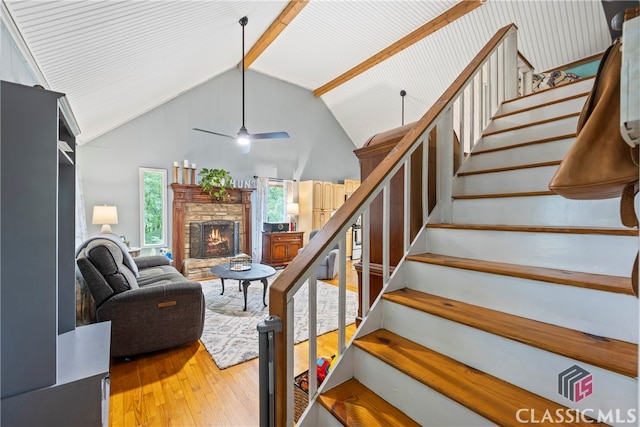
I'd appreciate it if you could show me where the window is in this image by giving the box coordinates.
[139,167,167,247]
[267,181,286,222]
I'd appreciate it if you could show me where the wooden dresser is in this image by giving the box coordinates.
[261,231,304,268]
[353,123,446,322]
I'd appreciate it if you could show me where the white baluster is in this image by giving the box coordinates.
[504,32,518,101]
[362,206,371,317]
[404,158,411,253]
[436,109,454,223]
[382,182,390,285]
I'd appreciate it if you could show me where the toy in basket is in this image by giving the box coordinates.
[229,253,252,271]
[293,355,336,421]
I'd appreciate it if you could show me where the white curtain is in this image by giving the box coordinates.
[284,179,294,218]
[284,180,295,203]
[75,164,93,324]
[75,164,88,248]
[252,177,270,263]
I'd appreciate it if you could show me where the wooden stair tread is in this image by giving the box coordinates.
[501,76,595,104]
[354,329,606,426]
[493,92,589,119]
[453,190,556,199]
[406,253,633,295]
[482,112,579,137]
[317,378,420,427]
[382,289,637,377]
[472,133,576,156]
[457,160,561,177]
[427,223,637,236]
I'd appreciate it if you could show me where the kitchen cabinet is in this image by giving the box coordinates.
[344,179,360,195]
[261,232,304,268]
[299,181,334,244]
[333,184,345,210]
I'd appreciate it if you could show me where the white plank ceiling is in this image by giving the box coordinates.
[3,0,612,146]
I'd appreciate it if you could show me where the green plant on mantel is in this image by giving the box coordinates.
[198,168,234,200]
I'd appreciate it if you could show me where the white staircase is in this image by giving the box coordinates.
[299,78,639,426]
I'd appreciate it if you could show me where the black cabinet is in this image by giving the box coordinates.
[1,81,110,426]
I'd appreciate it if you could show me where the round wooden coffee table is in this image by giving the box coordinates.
[209,263,276,311]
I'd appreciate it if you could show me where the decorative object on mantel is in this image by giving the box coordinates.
[172,161,179,183]
[182,159,189,185]
[229,253,252,271]
[199,168,234,200]
[172,160,196,184]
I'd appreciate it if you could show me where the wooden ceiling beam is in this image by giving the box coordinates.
[313,0,485,97]
[241,0,310,70]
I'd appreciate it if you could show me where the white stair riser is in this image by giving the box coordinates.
[480,116,578,151]
[486,96,587,133]
[425,227,637,276]
[313,407,343,427]
[453,165,559,195]
[452,195,624,227]
[353,348,493,426]
[460,138,574,173]
[382,301,638,421]
[403,261,638,343]
[499,79,594,114]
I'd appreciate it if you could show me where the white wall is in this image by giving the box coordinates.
[78,68,361,248]
[0,20,38,85]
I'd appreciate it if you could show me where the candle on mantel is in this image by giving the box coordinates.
[182,160,189,184]
[172,161,179,183]
[190,164,196,185]
[191,163,196,169]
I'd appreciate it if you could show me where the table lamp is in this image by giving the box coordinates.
[92,205,118,234]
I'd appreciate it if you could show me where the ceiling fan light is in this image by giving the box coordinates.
[237,126,250,146]
[239,142,251,154]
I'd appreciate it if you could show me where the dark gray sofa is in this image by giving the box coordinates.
[76,237,204,357]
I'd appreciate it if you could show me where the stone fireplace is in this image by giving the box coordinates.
[171,184,254,280]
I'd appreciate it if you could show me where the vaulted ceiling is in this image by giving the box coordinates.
[3,0,613,147]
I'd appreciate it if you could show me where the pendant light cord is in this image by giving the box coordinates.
[400,90,407,126]
[240,16,248,129]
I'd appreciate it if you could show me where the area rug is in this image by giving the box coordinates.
[199,275,358,369]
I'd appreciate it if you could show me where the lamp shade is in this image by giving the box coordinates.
[92,205,118,233]
[286,203,299,216]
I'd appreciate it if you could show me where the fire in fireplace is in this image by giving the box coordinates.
[190,220,239,259]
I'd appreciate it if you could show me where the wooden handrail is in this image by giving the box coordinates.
[269,23,519,426]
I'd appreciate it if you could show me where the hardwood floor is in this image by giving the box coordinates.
[109,259,359,427]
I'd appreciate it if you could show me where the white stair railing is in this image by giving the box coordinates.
[263,23,522,427]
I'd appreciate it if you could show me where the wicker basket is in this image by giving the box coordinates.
[293,371,309,422]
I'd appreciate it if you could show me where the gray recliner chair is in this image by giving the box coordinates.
[309,229,340,280]
[76,237,204,358]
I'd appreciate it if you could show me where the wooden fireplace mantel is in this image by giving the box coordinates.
[170,184,254,274]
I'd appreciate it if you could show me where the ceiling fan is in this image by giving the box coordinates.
[193,16,289,152]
